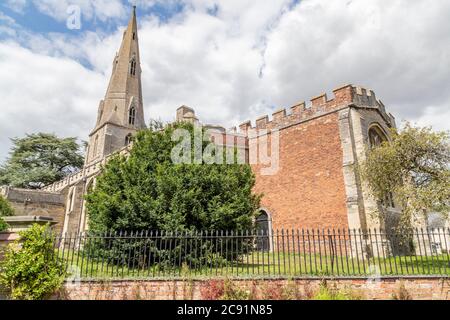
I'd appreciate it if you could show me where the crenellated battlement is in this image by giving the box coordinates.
[238,84,396,134]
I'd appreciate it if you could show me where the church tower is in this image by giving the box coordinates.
[85,6,146,165]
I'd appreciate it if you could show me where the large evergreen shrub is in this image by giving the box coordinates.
[85,122,261,268]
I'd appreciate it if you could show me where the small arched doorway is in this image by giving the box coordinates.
[256,210,272,251]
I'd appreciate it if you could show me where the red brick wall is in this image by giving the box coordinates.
[252,112,348,231]
[60,278,450,300]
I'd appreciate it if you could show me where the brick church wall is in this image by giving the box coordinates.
[240,84,397,231]
[252,112,348,231]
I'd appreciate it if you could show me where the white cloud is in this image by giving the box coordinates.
[0,11,16,25]
[31,0,127,22]
[0,11,18,36]
[0,0,450,162]
[4,0,27,14]
[0,42,106,160]
[261,0,450,122]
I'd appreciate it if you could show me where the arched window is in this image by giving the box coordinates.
[128,107,136,125]
[368,125,388,149]
[368,125,395,207]
[93,135,99,156]
[130,58,137,76]
[256,210,271,252]
[125,134,133,146]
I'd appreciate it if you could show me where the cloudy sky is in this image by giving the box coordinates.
[0,0,449,162]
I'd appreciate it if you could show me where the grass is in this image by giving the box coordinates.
[57,249,450,280]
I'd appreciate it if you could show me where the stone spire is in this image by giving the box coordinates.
[85,6,146,165]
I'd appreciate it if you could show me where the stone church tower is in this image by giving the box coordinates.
[86,6,146,165]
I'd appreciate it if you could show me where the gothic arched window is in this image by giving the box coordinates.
[93,135,99,156]
[128,107,136,125]
[125,134,133,146]
[130,58,137,76]
[368,126,388,149]
[368,125,395,207]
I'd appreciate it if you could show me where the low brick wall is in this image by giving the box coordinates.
[60,277,450,300]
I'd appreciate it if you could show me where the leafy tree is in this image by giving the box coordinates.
[86,122,260,233]
[85,122,260,266]
[0,133,84,189]
[361,123,450,229]
[0,195,14,232]
[0,224,66,300]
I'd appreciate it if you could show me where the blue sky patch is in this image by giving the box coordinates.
[0,0,184,36]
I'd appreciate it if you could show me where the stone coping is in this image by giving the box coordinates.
[0,232,20,241]
[3,216,57,223]
[68,275,450,283]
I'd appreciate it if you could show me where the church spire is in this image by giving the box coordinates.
[85,6,146,165]
[103,4,143,118]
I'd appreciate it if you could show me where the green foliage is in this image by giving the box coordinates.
[0,219,8,232]
[313,282,359,300]
[0,133,84,189]
[0,195,14,217]
[0,195,14,232]
[0,224,66,300]
[86,122,259,233]
[361,123,450,227]
[85,122,260,267]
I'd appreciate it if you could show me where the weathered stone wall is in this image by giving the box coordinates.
[61,178,91,235]
[350,107,398,230]
[3,188,66,235]
[60,277,450,300]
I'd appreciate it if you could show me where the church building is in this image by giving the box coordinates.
[1,7,401,235]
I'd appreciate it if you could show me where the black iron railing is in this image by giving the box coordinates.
[52,228,450,279]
